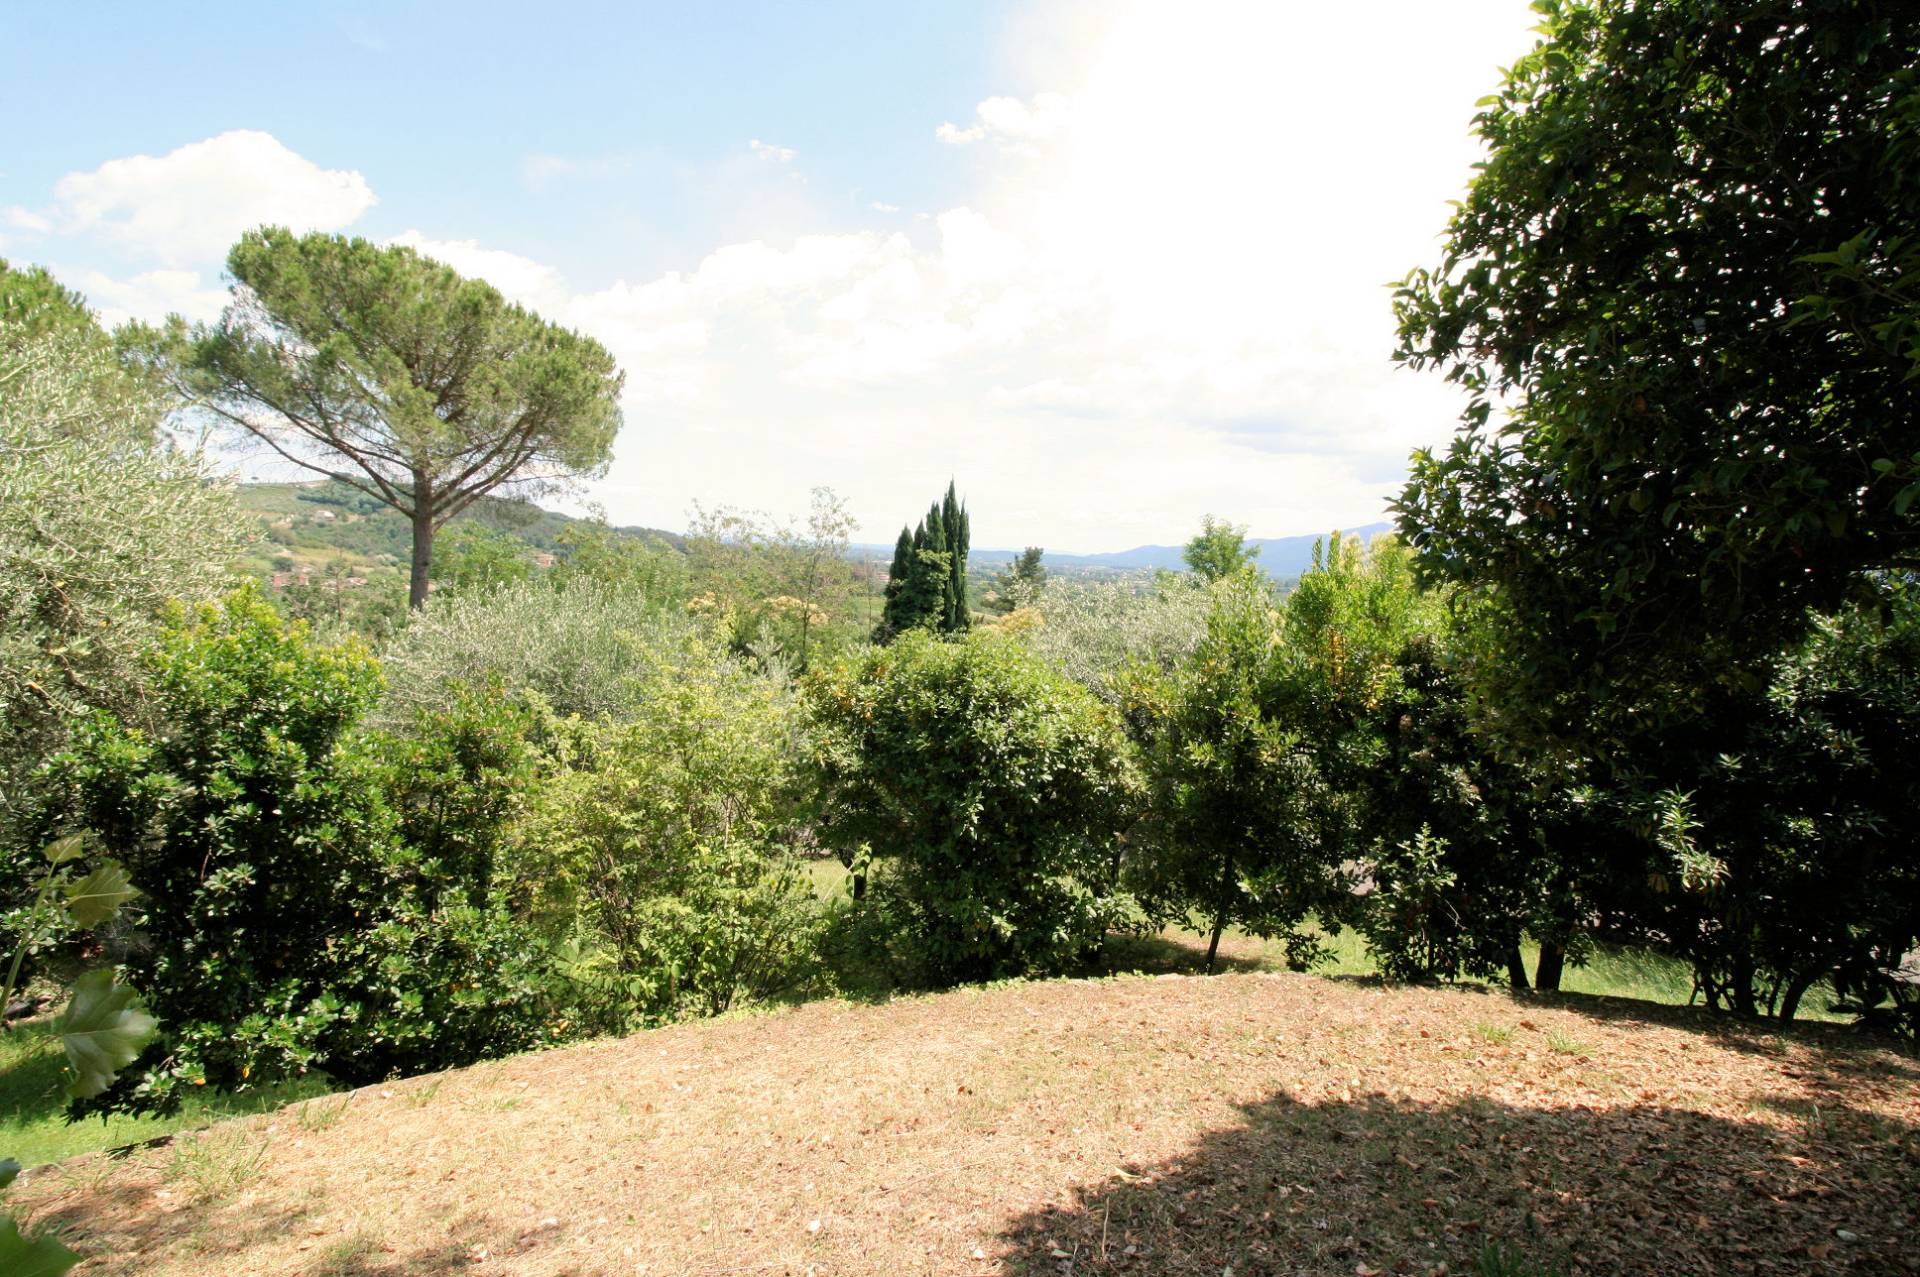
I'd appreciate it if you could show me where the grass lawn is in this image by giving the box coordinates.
[9,971,1914,1276]
[1140,925,1850,1022]
[0,1019,333,1167]
[799,855,1846,1021]
[799,854,852,898]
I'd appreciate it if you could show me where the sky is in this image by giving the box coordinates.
[1,1,1541,552]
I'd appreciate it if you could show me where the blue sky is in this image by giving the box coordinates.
[3,1,1540,551]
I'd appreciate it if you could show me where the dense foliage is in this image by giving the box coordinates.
[1376,0,1920,1021]
[0,256,99,343]
[376,578,691,724]
[1127,570,1342,969]
[507,623,826,1029]
[807,632,1143,984]
[53,592,551,1113]
[1393,0,1920,746]
[1628,577,1920,1028]
[1022,576,1209,712]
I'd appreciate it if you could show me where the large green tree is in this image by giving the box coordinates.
[1393,0,1920,746]
[985,546,1047,614]
[153,228,624,608]
[0,257,97,345]
[1182,514,1259,582]
[807,631,1142,985]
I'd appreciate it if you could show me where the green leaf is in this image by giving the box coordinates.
[58,968,158,1100]
[62,862,139,928]
[0,1213,81,1277]
[41,836,85,866]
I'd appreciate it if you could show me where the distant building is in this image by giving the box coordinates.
[533,552,557,569]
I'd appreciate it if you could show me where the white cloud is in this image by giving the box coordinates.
[35,130,375,265]
[562,0,1543,547]
[869,201,901,213]
[4,206,51,233]
[748,139,796,163]
[64,267,228,328]
[936,92,1074,150]
[385,231,572,317]
[338,0,1542,550]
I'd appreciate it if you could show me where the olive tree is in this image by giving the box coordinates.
[0,312,250,844]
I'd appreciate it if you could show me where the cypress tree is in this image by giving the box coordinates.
[876,527,915,641]
[903,522,946,630]
[943,482,971,631]
[874,481,973,643]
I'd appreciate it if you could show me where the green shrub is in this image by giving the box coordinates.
[1357,826,1461,983]
[1639,576,1920,1026]
[806,631,1144,986]
[375,685,541,907]
[56,590,550,1113]
[509,622,823,1029]
[315,895,554,1084]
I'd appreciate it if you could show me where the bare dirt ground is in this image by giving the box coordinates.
[11,972,1918,1276]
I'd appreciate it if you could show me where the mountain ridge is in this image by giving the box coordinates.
[886,522,1397,579]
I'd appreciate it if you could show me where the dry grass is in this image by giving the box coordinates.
[7,973,1916,1276]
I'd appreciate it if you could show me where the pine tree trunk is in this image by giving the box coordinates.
[1206,919,1225,974]
[408,494,436,610]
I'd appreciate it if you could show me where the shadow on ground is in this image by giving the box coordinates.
[1530,989,1920,1085]
[1300,967,1920,1091]
[1096,931,1269,977]
[1000,1088,1920,1277]
[20,1177,574,1277]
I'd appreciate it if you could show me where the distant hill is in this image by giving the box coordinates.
[907,522,1398,582]
[236,480,683,579]
[247,481,1391,589]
